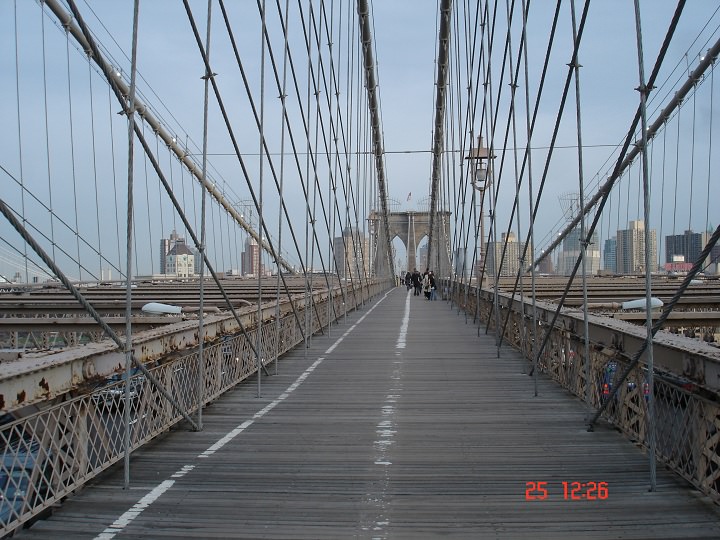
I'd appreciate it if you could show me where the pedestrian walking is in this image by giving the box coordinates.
[412,268,422,296]
[422,271,432,300]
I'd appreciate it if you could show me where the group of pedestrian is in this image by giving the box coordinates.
[403,268,436,300]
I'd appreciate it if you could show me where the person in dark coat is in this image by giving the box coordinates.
[412,268,422,296]
[405,270,412,291]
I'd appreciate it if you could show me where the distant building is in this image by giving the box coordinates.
[709,240,720,275]
[165,240,195,278]
[159,230,177,274]
[616,220,657,274]
[193,247,202,275]
[242,237,260,277]
[160,230,196,277]
[454,247,468,278]
[603,237,617,273]
[333,227,369,279]
[418,244,429,271]
[486,232,528,277]
[666,229,705,265]
[558,226,600,276]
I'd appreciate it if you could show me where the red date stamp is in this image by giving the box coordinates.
[525,481,608,501]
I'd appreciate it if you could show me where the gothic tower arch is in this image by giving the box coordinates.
[371,210,451,277]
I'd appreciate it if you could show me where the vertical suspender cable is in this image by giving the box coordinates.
[304,0,313,354]
[12,0,28,283]
[197,0,213,426]
[275,0,291,374]
[155,137,165,260]
[632,0,657,491]
[40,3,59,267]
[87,59,104,277]
[520,0,538,396]
[705,67,714,234]
[123,0,141,489]
[141,123,154,274]
[327,0,335,335]
[480,0,502,351]
[65,28,82,280]
[257,0,267,397]
[505,0,528,359]
[308,1,320,341]
[688,81,697,231]
[108,84,122,273]
[569,0,592,404]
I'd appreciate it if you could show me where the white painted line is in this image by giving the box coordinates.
[395,291,411,349]
[96,480,175,539]
[93,289,393,539]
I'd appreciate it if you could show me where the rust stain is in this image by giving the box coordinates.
[17,390,26,403]
[39,378,50,392]
[0,395,4,409]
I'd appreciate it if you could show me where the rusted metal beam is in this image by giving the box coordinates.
[0,290,309,413]
[486,288,720,393]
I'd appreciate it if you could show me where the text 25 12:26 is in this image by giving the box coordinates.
[525,481,609,501]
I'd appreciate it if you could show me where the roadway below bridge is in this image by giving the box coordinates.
[15,288,720,539]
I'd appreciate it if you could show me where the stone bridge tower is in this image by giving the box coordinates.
[371,210,452,278]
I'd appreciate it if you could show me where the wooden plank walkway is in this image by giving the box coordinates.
[18,288,720,539]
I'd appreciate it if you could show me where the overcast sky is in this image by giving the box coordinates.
[1,1,718,279]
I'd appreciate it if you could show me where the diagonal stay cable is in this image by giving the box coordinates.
[1,164,123,279]
[530,2,697,269]
[65,0,275,369]
[588,223,720,428]
[181,0,310,341]
[42,0,294,274]
[0,194,199,431]
[496,0,561,344]
[314,0,368,301]
[528,1,692,378]
[216,0,329,334]
[319,0,373,299]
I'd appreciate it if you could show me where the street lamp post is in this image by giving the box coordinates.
[466,135,492,284]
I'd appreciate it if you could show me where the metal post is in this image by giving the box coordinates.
[197,0,214,431]
[633,0,657,492]
[122,0,140,489]
[256,0,268,398]
[569,0,592,404]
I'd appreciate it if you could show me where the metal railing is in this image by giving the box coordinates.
[0,277,391,535]
[445,278,720,505]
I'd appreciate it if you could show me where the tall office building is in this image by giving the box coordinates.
[159,230,183,274]
[242,237,260,276]
[159,239,170,274]
[333,228,369,279]
[665,230,705,265]
[616,220,657,274]
[486,232,527,277]
[193,247,203,275]
[603,237,617,273]
[557,226,600,276]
